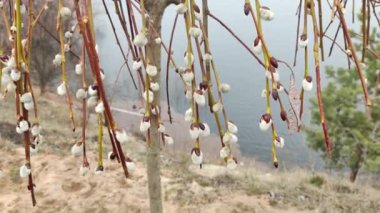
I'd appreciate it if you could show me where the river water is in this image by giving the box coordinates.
[93,0,360,168]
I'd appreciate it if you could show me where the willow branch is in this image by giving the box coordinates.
[102,0,137,89]
[335,0,372,106]
[208,12,265,68]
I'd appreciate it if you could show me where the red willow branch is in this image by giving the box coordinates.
[125,0,139,55]
[14,0,37,206]
[335,0,372,107]
[112,1,145,89]
[208,12,265,68]
[102,0,137,89]
[74,0,129,177]
[20,0,37,206]
[310,0,331,152]
[22,93,36,206]
[165,14,178,124]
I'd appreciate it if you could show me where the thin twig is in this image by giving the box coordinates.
[102,0,137,89]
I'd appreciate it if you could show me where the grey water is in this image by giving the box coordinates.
[93,0,361,168]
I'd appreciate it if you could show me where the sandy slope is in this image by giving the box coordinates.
[0,148,302,213]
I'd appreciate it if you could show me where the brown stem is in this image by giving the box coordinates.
[293,0,303,66]
[362,0,367,63]
[328,24,342,57]
[208,12,265,68]
[311,0,331,151]
[102,0,137,89]
[335,0,372,106]
[74,0,129,177]
[23,76,37,206]
[35,20,80,59]
[80,43,88,166]
[113,1,145,89]
[369,1,380,28]
[165,14,178,124]
[318,0,325,61]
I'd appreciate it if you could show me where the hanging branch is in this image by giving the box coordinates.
[208,12,265,67]
[317,0,325,61]
[15,0,36,206]
[293,0,303,66]
[361,0,367,63]
[298,0,308,129]
[201,0,225,145]
[74,0,130,178]
[327,24,342,57]
[335,0,372,107]
[165,14,178,124]
[369,0,380,28]
[57,0,76,131]
[80,43,89,173]
[310,0,331,152]
[113,1,145,88]
[36,19,80,59]
[102,0,137,89]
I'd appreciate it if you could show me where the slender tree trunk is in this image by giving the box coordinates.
[145,1,167,212]
[349,144,364,182]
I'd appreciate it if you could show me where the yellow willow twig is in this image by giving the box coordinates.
[138,0,154,146]
[139,0,149,116]
[186,0,201,151]
[317,0,324,61]
[57,0,76,130]
[299,0,309,127]
[200,0,224,146]
[97,113,104,168]
[31,1,49,27]
[247,1,272,115]
[247,0,280,165]
[197,16,228,121]
[86,0,95,38]
[25,0,49,122]
[184,0,197,125]
[0,6,11,39]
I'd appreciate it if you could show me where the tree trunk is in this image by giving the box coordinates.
[145,1,167,213]
[349,167,359,182]
[349,144,364,182]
